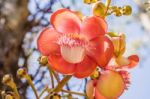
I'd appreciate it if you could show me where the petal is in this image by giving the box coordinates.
[74,56,97,78]
[48,54,76,74]
[81,16,107,40]
[115,56,130,66]
[37,28,60,56]
[95,88,107,99]
[96,70,125,99]
[87,36,114,68]
[50,8,81,34]
[127,55,139,68]
[86,80,95,99]
[115,55,139,69]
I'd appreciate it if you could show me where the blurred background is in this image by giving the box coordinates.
[0,0,150,99]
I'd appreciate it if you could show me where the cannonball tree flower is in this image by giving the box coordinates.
[85,33,139,99]
[37,8,114,78]
[109,33,139,69]
[86,70,126,99]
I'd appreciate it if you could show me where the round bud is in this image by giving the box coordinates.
[5,94,13,99]
[2,75,16,89]
[17,68,27,78]
[92,1,106,17]
[83,0,97,4]
[90,69,100,79]
[1,91,6,97]
[50,94,61,99]
[38,56,48,66]
[2,74,12,84]
[114,8,122,17]
[122,5,132,15]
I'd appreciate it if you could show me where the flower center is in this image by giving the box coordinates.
[57,34,87,63]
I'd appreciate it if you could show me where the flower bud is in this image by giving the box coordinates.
[113,8,122,17]
[1,91,6,98]
[5,94,13,99]
[90,68,100,79]
[17,68,27,78]
[109,6,122,17]
[38,56,48,66]
[2,75,20,99]
[83,0,97,4]
[122,5,132,15]
[92,1,106,17]
[50,94,61,99]
[111,34,126,57]
[2,74,12,84]
[2,75,16,89]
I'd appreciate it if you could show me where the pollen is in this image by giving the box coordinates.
[57,34,87,47]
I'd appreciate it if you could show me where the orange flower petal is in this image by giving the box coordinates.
[87,36,114,68]
[37,28,60,56]
[81,16,107,40]
[96,70,125,99]
[48,54,75,74]
[127,55,139,68]
[86,80,95,99]
[95,88,107,99]
[115,55,139,69]
[50,8,81,34]
[74,56,97,78]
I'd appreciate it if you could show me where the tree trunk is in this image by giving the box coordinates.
[0,0,29,98]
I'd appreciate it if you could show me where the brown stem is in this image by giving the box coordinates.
[54,75,72,93]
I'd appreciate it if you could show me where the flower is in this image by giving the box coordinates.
[37,8,114,78]
[109,33,139,69]
[85,32,140,98]
[86,70,125,99]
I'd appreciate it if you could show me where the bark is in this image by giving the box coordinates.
[0,0,29,98]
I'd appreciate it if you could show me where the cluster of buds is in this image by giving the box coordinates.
[84,0,132,17]
[109,5,132,17]
[2,75,20,99]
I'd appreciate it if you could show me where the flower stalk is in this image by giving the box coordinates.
[62,89,87,97]
[47,64,60,82]
[17,68,39,99]
[105,0,111,16]
[39,86,49,98]
[27,76,39,99]
[2,75,20,99]
[54,75,72,92]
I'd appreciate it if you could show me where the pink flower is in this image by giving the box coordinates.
[86,70,126,99]
[37,8,114,78]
